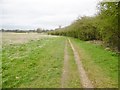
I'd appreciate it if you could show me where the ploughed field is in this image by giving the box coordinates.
[1,33,118,88]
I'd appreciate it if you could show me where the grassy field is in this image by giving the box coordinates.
[70,38,118,88]
[1,33,118,88]
[2,33,65,88]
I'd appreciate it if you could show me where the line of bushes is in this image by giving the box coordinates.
[48,2,119,52]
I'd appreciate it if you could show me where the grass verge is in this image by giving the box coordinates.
[70,38,118,88]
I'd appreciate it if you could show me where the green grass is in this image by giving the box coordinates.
[62,40,81,88]
[2,37,65,88]
[2,35,118,88]
[66,40,81,88]
[70,38,118,88]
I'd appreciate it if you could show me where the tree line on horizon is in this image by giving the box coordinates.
[0,28,49,33]
[48,2,120,52]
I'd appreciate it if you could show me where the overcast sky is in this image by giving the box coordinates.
[0,0,101,30]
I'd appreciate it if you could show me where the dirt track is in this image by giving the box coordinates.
[61,38,93,88]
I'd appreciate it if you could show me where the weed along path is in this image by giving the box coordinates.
[68,39,93,88]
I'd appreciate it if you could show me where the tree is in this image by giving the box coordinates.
[37,28,42,33]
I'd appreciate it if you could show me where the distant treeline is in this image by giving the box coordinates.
[48,2,120,52]
[0,28,49,33]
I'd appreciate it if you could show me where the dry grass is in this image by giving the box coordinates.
[2,32,58,45]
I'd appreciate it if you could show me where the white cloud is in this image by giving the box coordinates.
[0,0,100,30]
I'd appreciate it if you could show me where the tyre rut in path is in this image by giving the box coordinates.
[61,40,69,88]
[68,39,94,88]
